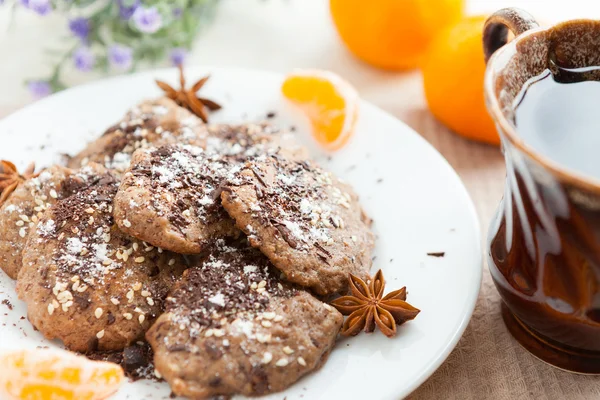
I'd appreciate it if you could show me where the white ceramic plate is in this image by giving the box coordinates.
[0,67,481,400]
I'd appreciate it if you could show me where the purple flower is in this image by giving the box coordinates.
[118,0,140,20]
[169,48,188,66]
[132,6,163,34]
[73,47,95,72]
[69,17,90,41]
[27,81,52,99]
[172,7,182,18]
[108,45,133,70]
[21,0,52,15]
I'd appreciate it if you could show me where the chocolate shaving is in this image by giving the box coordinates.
[270,219,299,249]
[330,216,339,228]
[251,167,268,187]
[211,180,233,202]
[317,253,330,265]
[167,344,188,352]
[72,294,90,310]
[1,299,13,310]
[314,242,332,258]
[299,160,312,171]
[255,184,264,199]
[204,340,223,360]
[427,252,445,258]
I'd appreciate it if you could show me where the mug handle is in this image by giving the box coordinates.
[483,8,540,64]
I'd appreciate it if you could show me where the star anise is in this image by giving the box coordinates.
[155,65,222,123]
[330,270,420,338]
[0,160,36,206]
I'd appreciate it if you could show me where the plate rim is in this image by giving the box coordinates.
[0,66,483,399]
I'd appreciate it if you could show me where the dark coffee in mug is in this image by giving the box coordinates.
[484,8,600,373]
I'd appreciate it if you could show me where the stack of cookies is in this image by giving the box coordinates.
[0,97,375,399]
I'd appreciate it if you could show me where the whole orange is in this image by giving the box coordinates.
[330,0,465,70]
[422,15,499,145]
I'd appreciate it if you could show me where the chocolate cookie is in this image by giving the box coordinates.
[113,145,239,254]
[17,183,187,352]
[0,163,112,279]
[221,154,375,295]
[68,97,209,174]
[146,238,342,399]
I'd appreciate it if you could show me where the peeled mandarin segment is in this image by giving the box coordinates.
[89,368,124,387]
[61,368,82,384]
[0,349,124,400]
[282,70,359,151]
[19,384,76,400]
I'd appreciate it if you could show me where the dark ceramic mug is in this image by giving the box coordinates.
[484,8,600,373]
